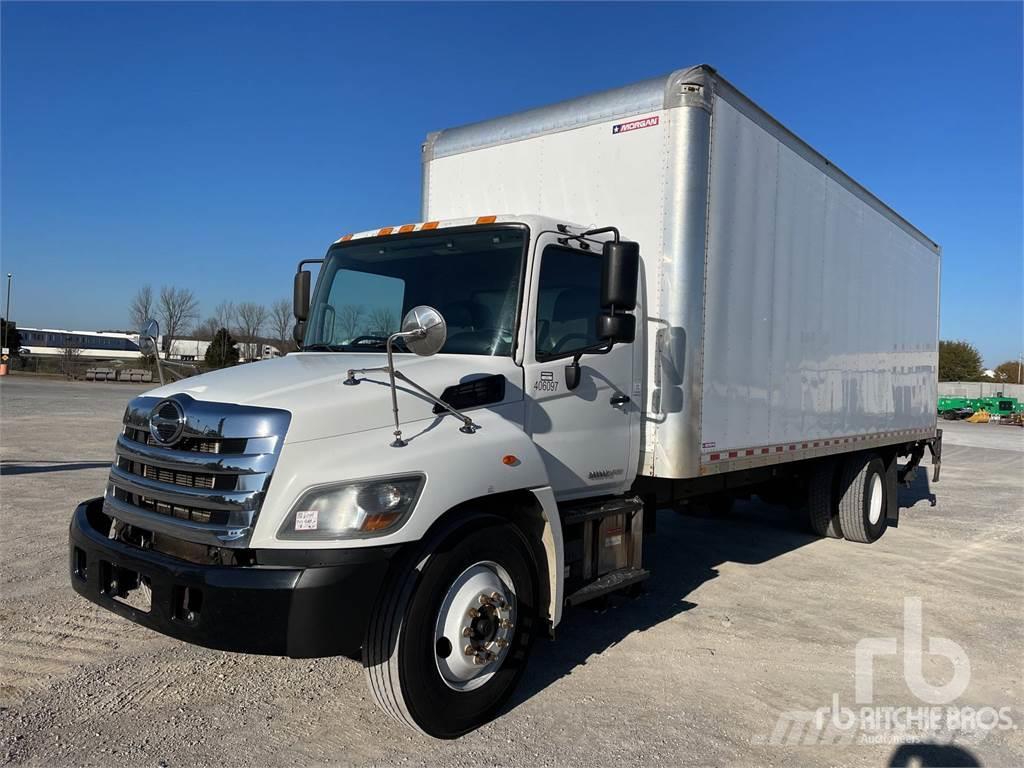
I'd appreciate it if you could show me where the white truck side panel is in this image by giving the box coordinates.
[425,110,669,256]
[699,97,938,464]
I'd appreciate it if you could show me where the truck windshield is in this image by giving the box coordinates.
[304,227,526,356]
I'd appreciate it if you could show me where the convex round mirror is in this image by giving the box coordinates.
[401,305,446,357]
[139,319,160,356]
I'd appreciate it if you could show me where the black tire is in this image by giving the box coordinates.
[363,519,538,738]
[807,461,843,538]
[836,453,888,544]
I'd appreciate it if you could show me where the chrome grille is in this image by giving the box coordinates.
[105,394,291,547]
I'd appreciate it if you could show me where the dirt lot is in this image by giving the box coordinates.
[1,376,1021,767]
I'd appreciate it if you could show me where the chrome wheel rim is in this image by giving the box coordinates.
[433,560,516,692]
[868,473,884,524]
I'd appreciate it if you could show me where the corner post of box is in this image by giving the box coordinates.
[420,131,441,221]
[650,66,716,478]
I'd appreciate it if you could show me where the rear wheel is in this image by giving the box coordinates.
[807,461,843,538]
[836,453,888,544]
[363,520,538,738]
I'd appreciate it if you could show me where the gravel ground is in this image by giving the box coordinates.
[1,375,1021,767]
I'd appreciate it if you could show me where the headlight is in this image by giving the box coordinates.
[278,475,424,540]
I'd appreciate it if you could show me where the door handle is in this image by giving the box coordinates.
[609,393,631,407]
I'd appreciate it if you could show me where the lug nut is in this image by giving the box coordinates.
[500,619,514,629]
[462,626,472,637]
[463,644,475,657]
[467,607,479,619]
[478,594,492,606]
[496,638,509,648]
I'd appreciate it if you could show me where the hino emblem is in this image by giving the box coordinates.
[149,399,186,445]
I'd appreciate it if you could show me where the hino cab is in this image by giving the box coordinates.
[71,214,647,738]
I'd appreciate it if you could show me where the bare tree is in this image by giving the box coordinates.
[211,301,237,364]
[213,301,237,334]
[337,304,365,342]
[193,317,220,341]
[366,307,397,337]
[157,286,200,358]
[269,299,293,353]
[129,285,155,331]
[236,302,268,361]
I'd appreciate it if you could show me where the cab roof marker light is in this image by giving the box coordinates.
[378,227,394,236]
[398,224,415,233]
[421,221,440,230]
[476,215,497,224]
[340,234,353,242]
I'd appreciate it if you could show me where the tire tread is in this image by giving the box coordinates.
[837,453,886,544]
[808,462,843,538]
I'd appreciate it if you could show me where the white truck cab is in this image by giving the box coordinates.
[70,65,941,738]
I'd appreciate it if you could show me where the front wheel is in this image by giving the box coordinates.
[363,520,538,738]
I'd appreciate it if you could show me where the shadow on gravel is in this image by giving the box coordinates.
[898,470,936,510]
[510,499,818,711]
[0,460,110,475]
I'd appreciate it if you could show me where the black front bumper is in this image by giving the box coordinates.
[69,498,397,658]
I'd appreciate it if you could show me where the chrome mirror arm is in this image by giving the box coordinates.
[384,329,424,446]
[342,325,478,447]
[392,369,479,435]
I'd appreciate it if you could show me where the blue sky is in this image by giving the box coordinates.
[2,1,1021,366]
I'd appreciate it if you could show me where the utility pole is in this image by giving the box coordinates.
[3,273,11,352]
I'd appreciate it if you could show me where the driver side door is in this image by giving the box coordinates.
[523,233,639,500]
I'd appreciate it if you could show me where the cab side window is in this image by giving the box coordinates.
[535,245,602,359]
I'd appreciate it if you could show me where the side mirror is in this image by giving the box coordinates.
[600,240,639,311]
[139,319,159,357]
[294,271,311,321]
[597,239,639,345]
[401,306,447,357]
[293,320,305,345]
[597,313,636,344]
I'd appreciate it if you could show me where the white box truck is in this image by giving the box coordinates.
[70,65,941,738]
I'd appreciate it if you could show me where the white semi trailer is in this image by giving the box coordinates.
[70,65,942,737]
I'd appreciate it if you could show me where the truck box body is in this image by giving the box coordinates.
[423,64,940,479]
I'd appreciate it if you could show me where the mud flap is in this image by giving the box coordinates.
[884,452,899,528]
[929,429,943,482]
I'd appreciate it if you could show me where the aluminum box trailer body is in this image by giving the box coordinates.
[423,64,941,480]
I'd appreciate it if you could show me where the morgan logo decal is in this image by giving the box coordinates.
[588,468,624,480]
[612,115,659,134]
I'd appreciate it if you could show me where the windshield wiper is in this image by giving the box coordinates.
[302,339,408,353]
[339,336,409,351]
[302,343,345,352]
